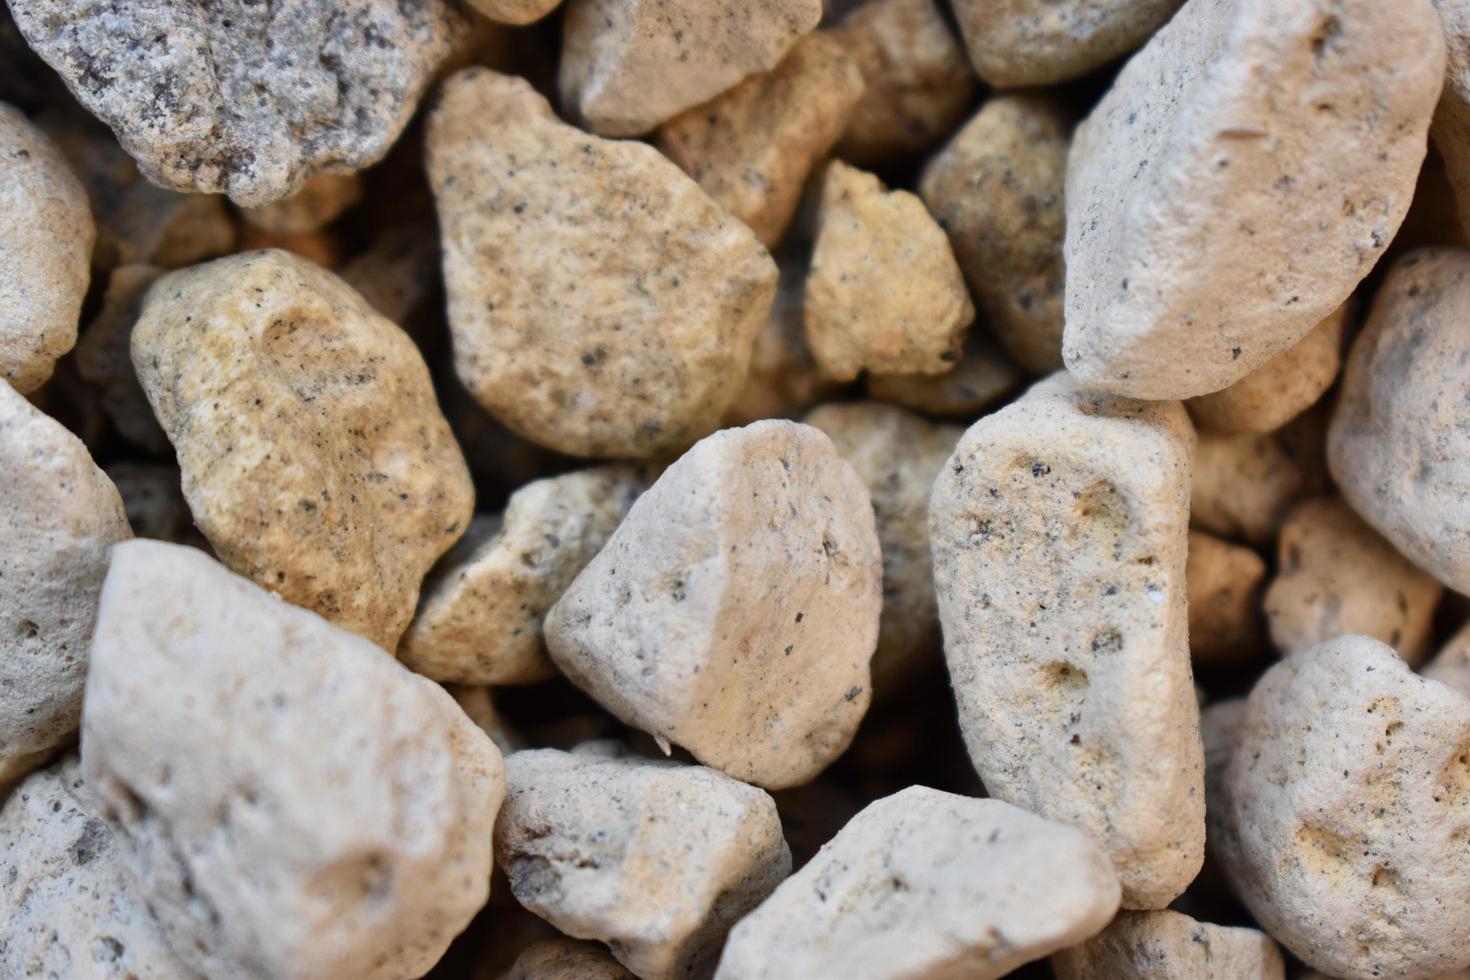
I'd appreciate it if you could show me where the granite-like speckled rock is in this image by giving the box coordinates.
[75,263,169,454]
[1052,909,1285,979]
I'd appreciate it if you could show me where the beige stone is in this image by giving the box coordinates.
[1187,530,1266,666]
[83,539,504,980]
[1053,909,1285,979]
[865,329,1023,420]
[131,249,473,652]
[546,420,881,789]
[75,263,169,454]
[339,220,441,329]
[1432,0,1470,237]
[241,172,363,235]
[715,787,1121,980]
[467,0,564,25]
[1064,0,1443,399]
[235,224,344,269]
[1423,621,1470,698]
[930,372,1203,908]
[104,461,204,548]
[502,939,635,980]
[446,684,521,756]
[1190,431,1303,545]
[427,68,778,459]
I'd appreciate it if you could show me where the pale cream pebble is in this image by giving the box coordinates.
[496,745,791,980]
[930,371,1203,909]
[714,787,1121,980]
[400,467,645,685]
[1423,621,1470,698]
[83,539,505,980]
[0,382,131,783]
[920,92,1071,373]
[1052,909,1285,979]
[1064,0,1444,400]
[501,939,636,980]
[805,160,973,381]
[559,0,823,136]
[1190,431,1304,546]
[1186,299,1350,435]
[1432,0,1470,237]
[131,249,474,652]
[466,0,564,25]
[240,172,363,235]
[446,684,522,756]
[74,263,170,454]
[104,461,207,549]
[236,224,344,269]
[1329,249,1470,596]
[865,329,1024,420]
[427,69,778,459]
[545,420,882,790]
[804,402,962,692]
[1187,530,1266,666]
[831,0,978,166]
[338,219,441,328]
[1264,498,1443,665]
[1212,636,1470,980]
[0,102,94,394]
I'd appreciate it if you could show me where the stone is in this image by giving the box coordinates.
[236,224,344,269]
[83,539,505,980]
[1063,0,1444,400]
[503,939,636,980]
[497,745,790,980]
[241,172,363,235]
[714,787,1121,980]
[130,248,474,652]
[930,371,1203,908]
[339,220,441,329]
[1432,0,1470,237]
[545,420,882,789]
[104,461,205,548]
[1423,622,1470,698]
[74,263,170,454]
[445,685,520,756]
[1212,635,1470,979]
[1263,497,1443,664]
[1187,530,1266,666]
[9,0,462,206]
[1329,248,1470,595]
[1,382,131,783]
[400,466,644,685]
[866,329,1023,420]
[0,102,93,394]
[558,0,823,136]
[1190,431,1303,545]
[466,0,565,25]
[1052,909,1285,979]
[805,160,973,381]
[427,68,778,459]
[920,93,1071,373]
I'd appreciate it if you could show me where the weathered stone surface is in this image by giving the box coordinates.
[866,329,1023,420]
[1423,621,1470,698]
[104,461,205,548]
[466,0,565,25]
[83,539,505,980]
[546,420,881,789]
[1052,909,1285,979]
[427,68,778,459]
[930,372,1203,908]
[715,787,1121,980]
[1064,0,1443,399]
[131,248,473,652]
[1187,530,1266,666]
[75,263,169,454]
[1432,0,1470,237]
[241,172,362,235]
[9,0,461,206]
[1191,431,1303,545]
[503,939,636,980]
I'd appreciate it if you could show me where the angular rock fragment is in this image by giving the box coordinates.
[1423,621,1470,698]
[1187,530,1265,666]
[75,263,169,454]
[1052,909,1285,979]
[241,173,363,235]
[1190,431,1303,545]
[866,329,1023,420]
[504,939,636,980]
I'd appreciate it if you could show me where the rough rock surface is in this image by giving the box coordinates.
[866,330,1023,420]
[83,540,505,980]
[1052,909,1285,979]
[1187,530,1266,666]
[1063,0,1444,399]
[1423,622,1470,698]
[930,372,1203,908]
[503,939,636,980]
[241,172,363,235]
[75,263,169,454]
[427,69,778,458]
[715,787,1121,980]
[131,249,473,652]
[1432,0,1470,237]
[546,420,882,789]
[1191,431,1303,545]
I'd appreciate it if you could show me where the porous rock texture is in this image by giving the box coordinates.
[1052,909,1285,979]
[1190,431,1304,545]
[545,420,882,790]
[1186,529,1266,666]
[82,539,505,980]
[130,248,473,653]
[714,787,1121,980]
[503,939,636,980]
[427,68,778,459]
[930,371,1204,909]
[75,263,169,454]
[1063,0,1444,399]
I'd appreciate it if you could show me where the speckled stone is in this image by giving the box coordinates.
[241,172,363,235]
[1190,431,1304,545]
[1187,530,1266,666]
[865,329,1023,420]
[1052,909,1285,979]
[503,939,636,980]
[75,263,169,454]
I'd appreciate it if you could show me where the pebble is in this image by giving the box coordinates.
[1052,908,1285,979]
[1190,431,1304,546]
[1423,621,1470,698]
[1433,0,1470,235]
[1187,530,1266,666]
[74,263,169,454]
[240,173,363,235]
[865,329,1024,420]
[503,939,636,980]
[446,685,521,757]
[466,0,566,26]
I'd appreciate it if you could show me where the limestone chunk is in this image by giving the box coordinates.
[930,372,1203,908]
[1063,0,1444,399]
[496,746,791,979]
[1190,431,1303,545]
[427,69,778,458]
[1187,530,1266,666]
[75,263,169,454]
[1212,636,1470,979]
[241,173,363,235]
[714,787,1121,980]
[1423,622,1470,698]
[503,939,635,980]
[400,467,644,685]
[545,420,882,789]
[1052,909,1285,979]
[1,382,131,783]
[805,161,973,381]
[83,539,505,980]
[1263,498,1442,664]
[131,249,474,652]
[866,330,1023,420]
[559,0,823,136]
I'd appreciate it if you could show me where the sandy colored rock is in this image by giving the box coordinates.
[715,787,1121,980]
[467,0,564,25]
[9,0,461,206]
[235,224,344,269]
[105,461,205,548]
[1212,635,1470,979]
[427,68,778,459]
[559,0,822,136]
[1,382,131,783]
[83,539,504,980]
[1433,0,1470,237]
[805,160,973,381]
[1264,497,1442,664]
[0,102,93,394]
[1063,0,1443,400]
[866,329,1023,420]
[1190,431,1303,545]
[1187,530,1266,666]
[546,420,881,789]
[503,939,635,980]
[446,685,521,757]
[1423,621,1470,698]
[131,249,473,652]
[339,220,441,329]
[1052,909,1285,979]
[75,263,169,454]
[930,372,1203,908]
[497,745,790,980]
[920,93,1071,373]
[1329,248,1470,595]
[400,467,644,685]
[241,172,363,235]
